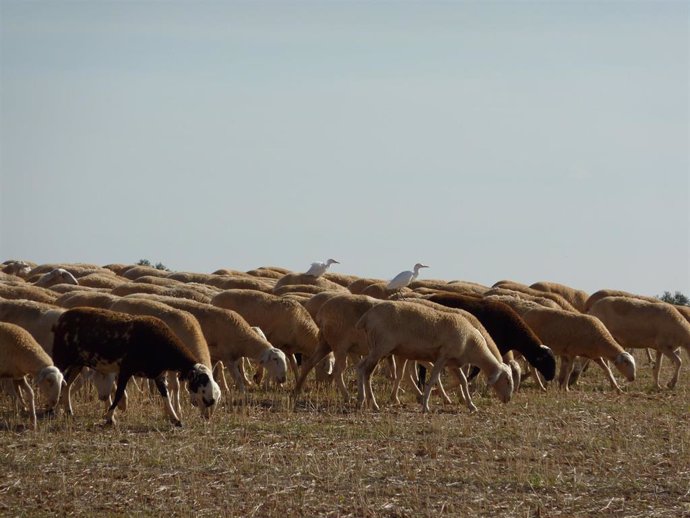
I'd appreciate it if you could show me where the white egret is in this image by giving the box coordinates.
[386,263,429,295]
[304,258,340,278]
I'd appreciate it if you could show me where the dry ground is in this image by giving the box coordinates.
[1,352,688,518]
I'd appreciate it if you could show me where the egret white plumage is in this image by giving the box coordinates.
[304,259,340,278]
[386,263,429,295]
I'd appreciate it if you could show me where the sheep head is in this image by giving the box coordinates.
[184,364,221,414]
[36,366,66,409]
[260,347,288,385]
[535,344,557,381]
[614,351,636,382]
[487,363,514,404]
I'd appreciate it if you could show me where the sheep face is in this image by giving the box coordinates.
[260,348,288,384]
[186,364,221,411]
[36,366,66,410]
[487,364,514,404]
[614,352,636,382]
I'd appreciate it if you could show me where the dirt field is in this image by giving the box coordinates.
[1,353,688,517]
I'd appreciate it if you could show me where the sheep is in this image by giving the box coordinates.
[529,281,590,313]
[273,284,337,297]
[293,294,382,401]
[0,299,65,355]
[211,268,248,276]
[111,282,170,297]
[587,296,690,389]
[56,291,121,310]
[302,291,344,320]
[161,286,215,303]
[52,307,220,426]
[425,293,557,385]
[48,284,108,295]
[119,294,288,392]
[121,265,171,280]
[211,289,322,382]
[584,289,661,312]
[33,268,79,288]
[205,275,275,293]
[0,322,65,429]
[77,273,128,289]
[0,283,58,304]
[496,297,636,392]
[490,281,578,312]
[245,268,285,280]
[108,298,215,417]
[354,301,514,412]
[274,272,346,292]
[323,272,361,288]
[2,260,33,277]
[134,275,182,286]
[102,263,131,275]
[484,287,565,310]
[166,271,215,284]
[347,277,386,295]
[27,263,101,279]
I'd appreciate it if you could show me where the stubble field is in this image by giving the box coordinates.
[1,353,688,518]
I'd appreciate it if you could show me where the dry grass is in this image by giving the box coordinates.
[1,352,689,518]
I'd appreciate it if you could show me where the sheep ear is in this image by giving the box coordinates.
[61,378,67,388]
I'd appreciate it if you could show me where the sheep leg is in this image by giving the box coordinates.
[104,372,133,426]
[60,366,82,416]
[558,356,575,391]
[167,372,182,418]
[19,377,37,430]
[333,350,351,403]
[285,353,300,385]
[660,346,682,389]
[213,361,231,392]
[390,358,410,405]
[294,338,332,395]
[357,355,381,411]
[152,374,182,427]
[449,367,477,413]
[227,360,247,393]
[11,379,28,413]
[593,357,623,393]
[421,360,446,413]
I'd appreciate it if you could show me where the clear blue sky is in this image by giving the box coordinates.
[1,1,688,297]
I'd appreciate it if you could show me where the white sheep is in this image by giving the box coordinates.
[0,322,65,429]
[34,268,79,288]
[354,301,514,413]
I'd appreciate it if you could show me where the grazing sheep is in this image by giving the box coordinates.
[121,294,288,392]
[162,285,215,303]
[33,268,79,288]
[0,283,58,304]
[52,307,220,426]
[0,299,65,355]
[166,271,214,284]
[0,322,65,429]
[48,284,107,295]
[355,301,514,412]
[302,291,344,320]
[323,272,360,288]
[584,289,661,312]
[109,298,215,417]
[498,299,636,392]
[293,294,381,401]
[529,281,590,313]
[588,296,690,389]
[111,282,170,297]
[134,275,182,287]
[490,281,578,312]
[347,277,386,295]
[77,273,127,289]
[56,291,121,310]
[361,282,396,300]
[205,275,275,293]
[274,272,346,292]
[273,284,337,297]
[121,265,171,280]
[2,260,33,277]
[211,289,321,381]
[245,268,285,280]
[484,287,565,310]
[426,293,557,384]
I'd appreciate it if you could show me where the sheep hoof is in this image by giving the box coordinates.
[468,404,478,413]
[173,419,183,427]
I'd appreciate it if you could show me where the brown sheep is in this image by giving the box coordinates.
[78,273,128,289]
[584,289,661,312]
[211,289,321,381]
[347,277,386,295]
[502,300,636,392]
[355,301,514,412]
[0,282,58,304]
[205,275,275,292]
[529,281,590,313]
[56,291,121,310]
[274,272,346,292]
[121,265,171,280]
[119,294,288,391]
[588,296,690,389]
[0,322,65,429]
[490,281,578,312]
